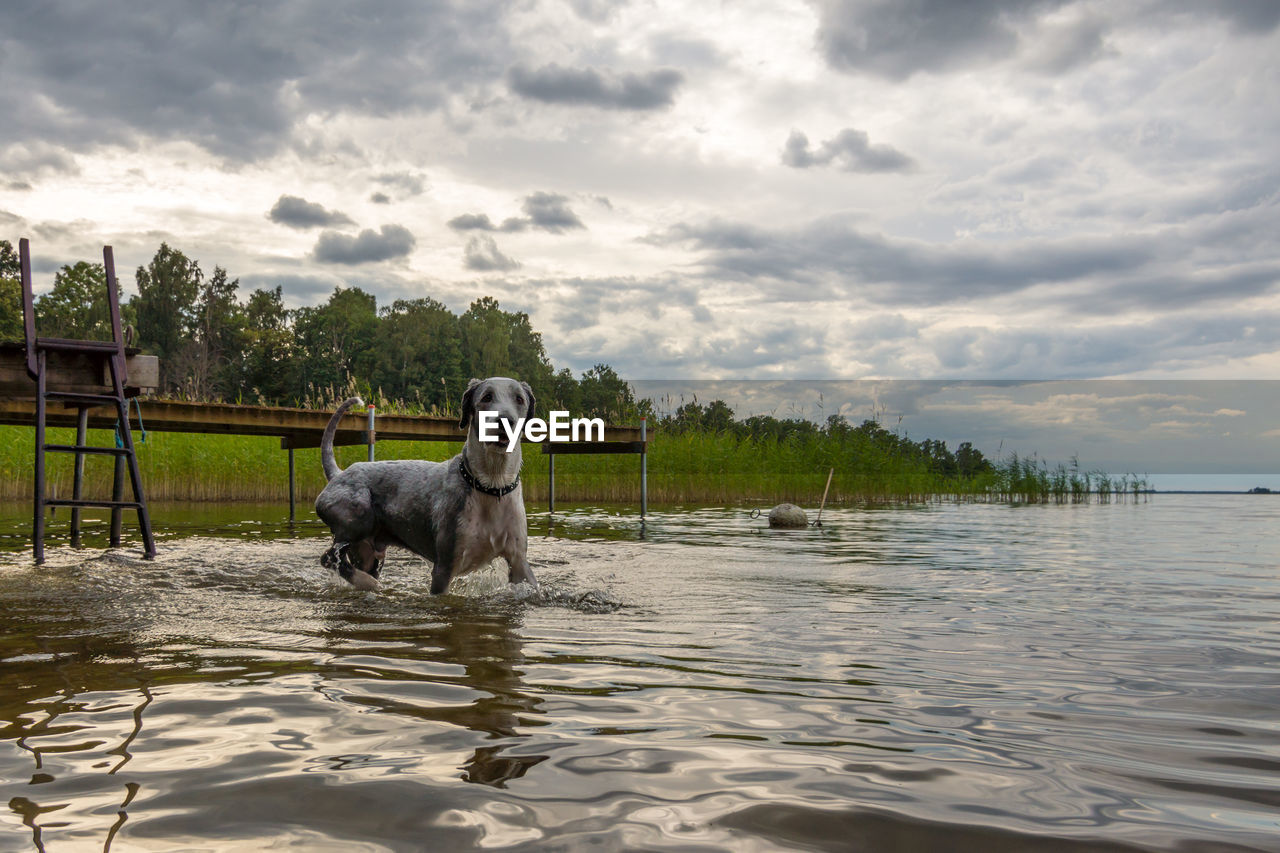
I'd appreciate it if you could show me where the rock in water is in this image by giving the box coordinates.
[768,503,808,528]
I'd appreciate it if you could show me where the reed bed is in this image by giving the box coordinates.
[0,425,1148,506]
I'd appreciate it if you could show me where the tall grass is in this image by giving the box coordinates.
[0,424,1147,506]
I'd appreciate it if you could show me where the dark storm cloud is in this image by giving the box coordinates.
[782,129,915,173]
[507,63,684,110]
[267,195,355,230]
[463,234,520,272]
[0,0,510,161]
[313,225,416,265]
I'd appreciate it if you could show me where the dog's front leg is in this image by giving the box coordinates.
[430,562,454,595]
[505,549,537,588]
[429,534,456,595]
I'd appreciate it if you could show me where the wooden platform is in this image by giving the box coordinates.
[1,341,158,398]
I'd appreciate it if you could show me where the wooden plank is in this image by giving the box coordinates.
[0,397,645,444]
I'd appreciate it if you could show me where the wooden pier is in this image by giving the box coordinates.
[2,346,649,524]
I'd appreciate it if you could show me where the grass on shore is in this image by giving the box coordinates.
[0,424,1147,508]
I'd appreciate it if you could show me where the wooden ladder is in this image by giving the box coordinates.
[19,238,156,563]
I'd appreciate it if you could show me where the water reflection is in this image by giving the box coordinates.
[318,601,548,788]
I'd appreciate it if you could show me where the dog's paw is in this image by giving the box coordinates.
[349,570,381,592]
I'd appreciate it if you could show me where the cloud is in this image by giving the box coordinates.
[0,1,511,160]
[782,128,915,173]
[448,213,498,232]
[313,225,415,264]
[924,310,1280,377]
[464,235,520,272]
[521,192,586,233]
[267,195,355,229]
[239,272,341,301]
[373,171,428,198]
[370,192,392,205]
[1192,0,1280,33]
[815,0,1067,79]
[1023,13,1110,74]
[651,216,1162,305]
[0,141,79,180]
[507,63,684,110]
[448,193,586,235]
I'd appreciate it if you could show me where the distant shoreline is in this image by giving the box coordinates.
[1151,490,1276,495]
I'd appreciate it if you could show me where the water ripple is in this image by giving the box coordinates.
[1,498,1279,850]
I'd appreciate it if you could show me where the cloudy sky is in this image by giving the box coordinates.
[3,0,1279,381]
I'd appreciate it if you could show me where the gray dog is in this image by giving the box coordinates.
[315,377,537,594]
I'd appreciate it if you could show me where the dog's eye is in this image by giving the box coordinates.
[481,392,493,402]
[515,396,524,406]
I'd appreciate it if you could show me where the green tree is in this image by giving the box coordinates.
[547,367,582,413]
[459,296,554,408]
[292,286,378,396]
[131,243,202,391]
[241,286,294,402]
[0,239,20,341]
[374,297,465,410]
[578,364,638,422]
[186,266,246,398]
[702,400,735,433]
[36,261,112,340]
[956,442,991,478]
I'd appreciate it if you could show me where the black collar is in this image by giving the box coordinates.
[460,452,520,497]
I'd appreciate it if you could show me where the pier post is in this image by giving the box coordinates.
[71,407,88,547]
[367,404,376,462]
[640,417,647,520]
[288,448,296,522]
[549,452,556,515]
[110,454,124,545]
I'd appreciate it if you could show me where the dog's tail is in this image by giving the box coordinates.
[321,397,364,481]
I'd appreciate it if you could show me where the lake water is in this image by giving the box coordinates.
[1,496,1277,852]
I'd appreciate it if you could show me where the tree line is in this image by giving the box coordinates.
[1,239,638,421]
[1,238,993,475]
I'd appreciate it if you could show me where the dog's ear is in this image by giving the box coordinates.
[520,381,536,422]
[459,378,482,431]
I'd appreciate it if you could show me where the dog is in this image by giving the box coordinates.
[314,377,538,594]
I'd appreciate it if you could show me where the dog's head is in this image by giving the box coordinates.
[459,376,536,439]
